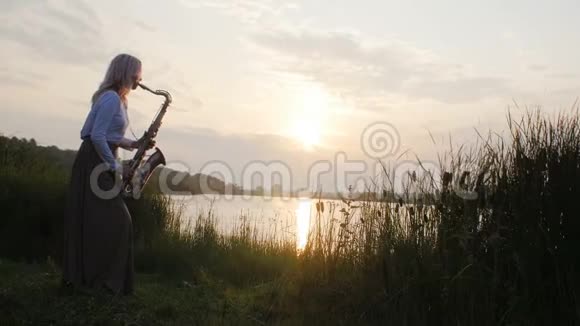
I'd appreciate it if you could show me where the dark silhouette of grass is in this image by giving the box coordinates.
[1,108,580,324]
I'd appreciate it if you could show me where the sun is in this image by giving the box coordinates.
[293,119,321,150]
[290,84,328,150]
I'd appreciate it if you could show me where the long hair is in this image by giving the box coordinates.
[91,53,141,105]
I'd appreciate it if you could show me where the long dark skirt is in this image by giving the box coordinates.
[62,139,134,295]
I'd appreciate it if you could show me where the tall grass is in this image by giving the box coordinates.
[128,194,298,285]
[0,136,70,262]
[291,109,580,324]
[2,109,580,324]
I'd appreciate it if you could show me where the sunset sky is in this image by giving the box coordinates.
[1,0,579,192]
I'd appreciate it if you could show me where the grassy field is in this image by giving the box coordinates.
[1,108,580,325]
[0,260,299,325]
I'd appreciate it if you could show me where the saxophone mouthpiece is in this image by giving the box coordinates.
[138,83,153,92]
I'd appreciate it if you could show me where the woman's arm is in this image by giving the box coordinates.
[90,92,122,171]
[119,137,137,151]
[120,136,157,151]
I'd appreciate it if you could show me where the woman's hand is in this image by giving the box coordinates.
[134,136,156,150]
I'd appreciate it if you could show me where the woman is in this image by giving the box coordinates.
[62,53,152,295]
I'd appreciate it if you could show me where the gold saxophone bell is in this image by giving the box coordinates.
[126,148,166,199]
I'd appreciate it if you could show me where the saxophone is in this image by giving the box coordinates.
[122,83,172,199]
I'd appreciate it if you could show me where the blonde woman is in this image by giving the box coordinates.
[62,53,153,295]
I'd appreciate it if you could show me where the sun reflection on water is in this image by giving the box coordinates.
[295,200,312,250]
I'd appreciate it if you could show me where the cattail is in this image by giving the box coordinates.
[443,172,453,188]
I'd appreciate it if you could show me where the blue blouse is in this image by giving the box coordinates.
[80,90,130,171]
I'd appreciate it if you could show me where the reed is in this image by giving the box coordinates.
[290,108,580,324]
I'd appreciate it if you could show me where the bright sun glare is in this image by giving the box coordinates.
[291,85,328,150]
[294,119,321,149]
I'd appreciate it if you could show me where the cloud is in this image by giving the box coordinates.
[151,126,344,188]
[190,97,204,110]
[251,30,515,108]
[528,64,548,72]
[63,0,100,24]
[0,74,38,88]
[0,106,82,148]
[179,0,298,25]
[0,0,107,65]
[547,72,578,80]
[133,20,157,33]
[406,77,512,103]
[0,67,48,88]
[170,97,203,113]
[153,125,401,193]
